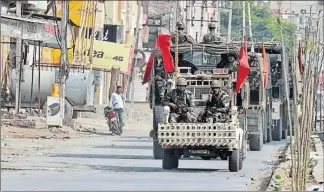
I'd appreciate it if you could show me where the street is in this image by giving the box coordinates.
[1,126,287,191]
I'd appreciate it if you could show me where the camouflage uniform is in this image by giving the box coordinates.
[198,80,230,122]
[162,78,195,123]
[171,23,196,45]
[202,23,226,44]
[155,56,167,102]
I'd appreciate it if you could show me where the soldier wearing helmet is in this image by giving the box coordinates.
[171,22,196,45]
[206,80,230,112]
[162,77,195,123]
[202,22,226,44]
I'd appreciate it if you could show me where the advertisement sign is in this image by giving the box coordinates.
[1,15,73,49]
[1,16,46,41]
[74,39,132,72]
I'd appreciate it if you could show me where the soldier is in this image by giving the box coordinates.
[155,54,167,102]
[198,80,230,122]
[202,22,226,44]
[171,23,196,45]
[162,78,195,123]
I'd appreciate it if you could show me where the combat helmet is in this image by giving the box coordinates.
[176,78,187,86]
[177,22,185,30]
[211,80,222,88]
[208,22,216,29]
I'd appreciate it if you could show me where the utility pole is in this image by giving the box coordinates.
[227,1,233,43]
[247,2,254,52]
[15,1,22,114]
[130,1,142,113]
[59,0,69,127]
[242,1,246,40]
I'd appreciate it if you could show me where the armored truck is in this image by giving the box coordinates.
[149,43,248,172]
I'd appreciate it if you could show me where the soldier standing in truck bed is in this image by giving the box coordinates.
[202,23,226,44]
[171,22,196,45]
[162,78,195,123]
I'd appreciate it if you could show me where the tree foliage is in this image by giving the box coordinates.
[220,2,297,51]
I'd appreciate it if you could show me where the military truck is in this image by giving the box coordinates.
[149,43,248,172]
[231,41,283,150]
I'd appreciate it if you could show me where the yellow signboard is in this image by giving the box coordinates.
[73,39,132,72]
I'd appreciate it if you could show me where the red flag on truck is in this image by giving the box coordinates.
[142,39,158,84]
[235,45,250,93]
[157,33,175,73]
[262,41,269,88]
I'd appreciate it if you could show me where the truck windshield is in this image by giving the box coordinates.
[183,52,219,65]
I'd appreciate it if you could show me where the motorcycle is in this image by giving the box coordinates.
[104,106,123,136]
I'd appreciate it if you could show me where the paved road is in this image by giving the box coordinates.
[1,128,287,191]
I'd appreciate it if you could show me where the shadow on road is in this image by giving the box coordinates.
[93,145,152,150]
[49,153,153,160]
[87,164,227,173]
[120,136,151,139]
[113,139,152,143]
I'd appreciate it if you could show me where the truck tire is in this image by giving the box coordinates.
[239,148,243,170]
[266,127,272,143]
[172,156,179,169]
[282,129,287,139]
[262,114,267,144]
[272,121,282,141]
[249,132,263,151]
[153,106,164,159]
[153,140,163,159]
[229,150,240,172]
[162,149,176,170]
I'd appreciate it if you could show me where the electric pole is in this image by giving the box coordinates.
[130,1,142,113]
[59,0,69,127]
[242,1,246,40]
[248,2,254,51]
[227,1,233,43]
[15,1,22,113]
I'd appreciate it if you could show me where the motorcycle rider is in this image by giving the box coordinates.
[198,80,230,122]
[162,77,195,123]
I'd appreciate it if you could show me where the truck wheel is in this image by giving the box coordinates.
[201,156,211,160]
[229,150,240,172]
[262,116,267,144]
[153,140,163,159]
[243,139,248,160]
[162,149,175,170]
[153,106,164,159]
[282,129,287,139]
[172,156,179,169]
[272,121,282,141]
[266,127,272,143]
[239,148,243,170]
[249,133,263,151]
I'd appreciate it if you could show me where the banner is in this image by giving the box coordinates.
[73,39,132,72]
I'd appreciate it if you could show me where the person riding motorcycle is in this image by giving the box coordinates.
[198,80,230,122]
[162,78,195,123]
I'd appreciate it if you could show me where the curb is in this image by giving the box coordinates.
[306,135,324,191]
[266,136,324,191]
[266,142,290,191]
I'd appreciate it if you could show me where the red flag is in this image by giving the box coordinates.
[235,45,250,93]
[157,33,175,73]
[298,40,303,75]
[142,39,158,84]
[262,41,269,88]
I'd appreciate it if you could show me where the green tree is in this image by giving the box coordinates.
[220,2,297,51]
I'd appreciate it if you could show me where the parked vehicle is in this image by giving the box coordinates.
[104,106,123,136]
